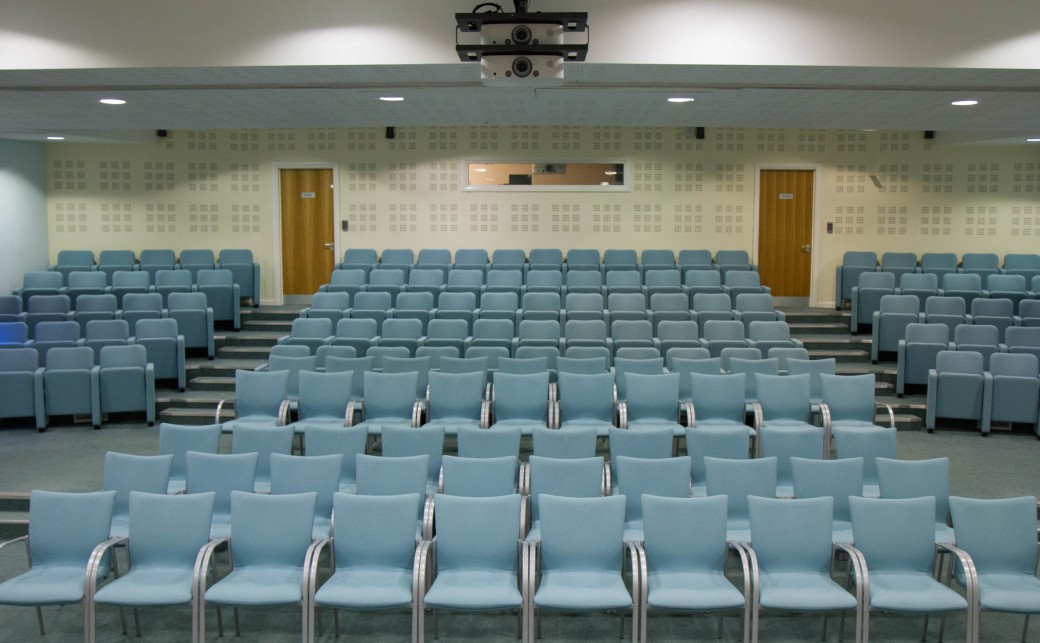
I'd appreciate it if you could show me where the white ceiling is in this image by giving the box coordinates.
[1,62,1038,144]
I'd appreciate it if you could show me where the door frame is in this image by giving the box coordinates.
[753,163,821,306]
[271,162,340,305]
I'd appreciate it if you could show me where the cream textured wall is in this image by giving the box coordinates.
[45,127,1040,306]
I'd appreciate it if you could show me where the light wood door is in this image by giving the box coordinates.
[280,168,334,295]
[758,169,814,297]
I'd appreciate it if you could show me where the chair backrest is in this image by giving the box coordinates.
[942,272,982,291]
[724,271,760,288]
[987,273,1028,292]
[702,320,744,341]
[269,452,342,527]
[989,351,1039,377]
[355,453,429,501]
[140,249,176,268]
[218,248,253,264]
[849,496,938,573]
[46,345,94,369]
[643,494,734,579]
[557,371,615,423]
[432,494,522,575]
[685,424,749,485]
[924,296,965,317]
[704,456,778,522]
[791,456,864,523]
[103,452,174,526]
[685,270,721,289]
[678,249,714,269]
[297,369,354,421]
[556,355,608,374]
[85,319,130,341]
[67,271,107,289]
[309,291,351,311]
[486,270,522,291]
[234,368,290,418]
[878,294,920,314]
[1006,326,1040,349]
[179,249,215,267]
[185,451,258,518]
[899,272,938,290]
[531,426,598,459]
[715,250,750,267]
[328,269,367,287]
[427,370,485,421]
[33,320,80,342]
[75,294,118,314]
[566,270,603,291]
[608,426,673,481]
[492,249,527,268]
[231,425,295,483]
[134,317,179,340]
[456,425,523,459]
[440,455,517,496]
[784,358,836,401]
[876,457,950,526]
[28,294,72,313]
[605,271,641,291]
[748,495,835,571]
[381,425,445,487]
[126,491,215,568]
[491,371,550,423]
[953,324,998,346]
[936,349,984,374]
[361,370,419,418]
[228,490,316,568]
[971,297,1014,317]
[842,251,878,268]
[755,373,811,422]
[56,249,96,266]
[537,494,625,572]
[948,495,1039,575]
[0,346,39,372]
[27,489,116,568]
[158,423,221,482]
[111,271,151,289]
[496,356,549,374]
[689,373,746,424]
[857,271,896,290]
[526,270,563,290]
[614,356,664,396]
[332,492,421,571]
[616,455,692,523]
[905,322,949,344]
[641,249,675,268]
[819,373,876,424]
[99,343,147,368]
[623,372,679,422]
[121,292,162,311]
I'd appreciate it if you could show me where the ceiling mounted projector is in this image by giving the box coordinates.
[455,4,589,87]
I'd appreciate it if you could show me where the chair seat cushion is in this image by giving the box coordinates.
[94,568,195,606]
[424,570,522,610]
[867,572,967,613]
[975,573,1040,613]
[205,567,304,606]
[757,572,856,611]
[313,568,413,609]
[0,566,89,604]
[534,570,631,610]
[646,570,745,611]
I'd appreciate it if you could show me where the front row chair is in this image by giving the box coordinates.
[0,490,117,638]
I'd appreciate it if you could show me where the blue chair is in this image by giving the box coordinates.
[434,291,478,332]
[876,456,956,544]
[25,294,72,339]
[832,248,873,305]
[622,372,685,436]
[485,269,524,299]
[880,251,918,282]
[439,454,518,496]
[199,491,317,641]
[685,424,749,497]
[393,291,436,333]
[1005,326,1040,361]
[638,495,751,643]
[382,425,445,495]
[302,424,368,492]
[332,318,379,356]
[528,494,638,641]
[50,249,96,284]
[524,454,604,536]
[530,426,598,460]
[218,369,290,432]
[747,320,801,355]
[849,496,972,642]
[406,268,445,304]
[644,270,683,302]
[699,320,747,358]
[118,293,164,330]
[166,291,215,358]
[0,295,23,323]
[897,272,940,310]
[971,298,1017,343]
[723,270,769,306]
[196,269,241,330]
[603,249,638,274]
[920,252,958,280]
[850,271,896,333]
[423,371,487,434]
[355,454,431,540]
[158,422,221,493]
[870,294,922,361]
[101,451,172,538]
[747,496,863,642]
[15,271,64,310]
[97,345,154,425]
[322,269,367,299]
[308,492,423,640]
[678,249,714,274]
[184,451,258,539]
[656,320,700,362]
[953,324,1004,370]
[714,250,753,278]
[898,323,951,396]
[80,319,129,361]
[337,248,378,275]
[786,357,838,409]
[607,426,673,492]
[687,373,751,439]
[69,294,117,336]
[444,268,485,301]
[526,269,563,294]
[983,352,1040,436]
[754,373,824,493]
[611,320,658,357]
[454,248,489,273]
[527,248,563,274]
[923,296,970,337]
[108,271,152,308]
[615,455,692,541]
[217,249,261,306]
[28,320,80,364]
[419,494,524,642]
[291,369,354,431]
[926,350,991,433]
[491,249,526,273]
[605,271,643,298]
[131,318,186,390]
[566,269,605,296]
[377,318,425,355]
[0,348,45,430]
[489,371,551,434]
[641,249,676,273]
[153,269,195,306]
[231,424,295,493]
[139,249,176,281]
[733,292,783,331]
[177,249,215,282]
[1019,298,1040,327]
[0,490,116,637]
[943,272,985,308]
[987,274,1029,313]
[88,490,214,642]
[43,346,100,429]
[790,456,863,543]
[278,317,334,355]
[65,271,107,306]
[269,452,341,539]
[948,495,1040,641]
[262,353,317,402]
[351,370,421,434]
[368,268,407,305]
[1003,253,1040,283]
[557,371,616,436]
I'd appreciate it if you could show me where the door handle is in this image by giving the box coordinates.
[323,243,335,251]
[801,244,811,254]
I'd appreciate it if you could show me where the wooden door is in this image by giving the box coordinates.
[758,170,814,298]
[280,168,335,296]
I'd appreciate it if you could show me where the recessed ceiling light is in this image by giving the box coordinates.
[951,99,978,106]
[473,168,487,173]
[98,98,126,105]
[46,136,65,140]
[379,96,404,102]
[1028,138,1040,142]
[667,97,695,103]
[604,170,617,176]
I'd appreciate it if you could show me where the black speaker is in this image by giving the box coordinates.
[156,129,168,138]
[924,130,935,139]
[695,127,705,140]
[385,126,396,140]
